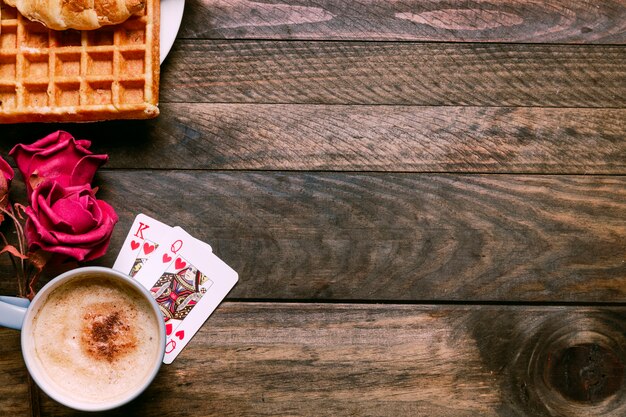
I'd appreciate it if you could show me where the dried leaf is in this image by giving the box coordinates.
[27,272,40,301]
[0,244,28,260]
[27,250,52,272]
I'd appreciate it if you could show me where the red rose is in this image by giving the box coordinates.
[0,155,14,221]
[9,130,108,199]
[25,181,118,262]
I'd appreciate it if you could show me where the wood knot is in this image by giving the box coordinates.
[501,311,626,416]
[545,343,624,403]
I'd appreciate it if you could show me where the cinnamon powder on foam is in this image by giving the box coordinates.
[81,303,138,362]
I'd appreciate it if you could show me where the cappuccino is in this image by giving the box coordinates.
[29,275,161,404]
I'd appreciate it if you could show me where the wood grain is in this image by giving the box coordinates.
[36,303,626,416]
[0,1,623,416]
[0,330,32,416]
[0,105,624,174]
[159,41,626,107]
[3,171,623,302]
[177,0,626,44]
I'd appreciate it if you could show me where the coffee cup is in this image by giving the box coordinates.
[0,266,166,411]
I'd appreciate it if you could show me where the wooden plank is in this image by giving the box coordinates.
[3,172,623,303]
[0,226,37,417]
[1,105,624,174]
[37,303,626,416]
[0,329,31,417]
[0,243,19,294]
[158,41,626,107]
[177,0,626,44]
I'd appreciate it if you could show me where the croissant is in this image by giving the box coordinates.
[4,0,145,30]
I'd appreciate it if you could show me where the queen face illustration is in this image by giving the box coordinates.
[151,265,213,322]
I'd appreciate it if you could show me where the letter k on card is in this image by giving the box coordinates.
[113,214,194,277]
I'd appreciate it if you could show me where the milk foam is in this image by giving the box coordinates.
[31,277,161,404]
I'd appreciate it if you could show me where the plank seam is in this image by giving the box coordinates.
[157,101,626,110]
[172,37,626,47]
[225,298,626,307]
[95,168,626,177]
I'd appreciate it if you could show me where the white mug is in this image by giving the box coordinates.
[0,266,166,411]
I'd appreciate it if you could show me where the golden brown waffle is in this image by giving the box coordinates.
[0,0,159,123]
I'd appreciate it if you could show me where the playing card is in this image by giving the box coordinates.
[133,228,238,364]
[113,215,212,278]
[113,214,174,277]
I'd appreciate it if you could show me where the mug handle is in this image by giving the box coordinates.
[0,296,30,330]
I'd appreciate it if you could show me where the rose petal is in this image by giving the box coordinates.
[9,131,107,198]
[70,154,109,186]
[51,198,97,234]
[25,208,59,246]
[24,180,118,262]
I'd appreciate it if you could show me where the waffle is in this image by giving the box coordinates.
[0,0,159,123]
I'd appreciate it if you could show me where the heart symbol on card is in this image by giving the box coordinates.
[130,240,140,250]
[175,258,187,270]
[166,323,173,336]
[163,253,172,263]
[143,242,155,255]
[175,330,185,340]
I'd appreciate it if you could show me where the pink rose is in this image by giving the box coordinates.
[25,181,118,262]
[0,155,14,220]
[9,130,108,199]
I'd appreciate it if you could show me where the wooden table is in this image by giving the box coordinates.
[1,1,625,416]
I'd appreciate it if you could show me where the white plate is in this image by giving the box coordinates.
[160,0,185,64]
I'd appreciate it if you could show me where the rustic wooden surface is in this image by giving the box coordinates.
[0,0,625,416]
[34,304,626,417]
